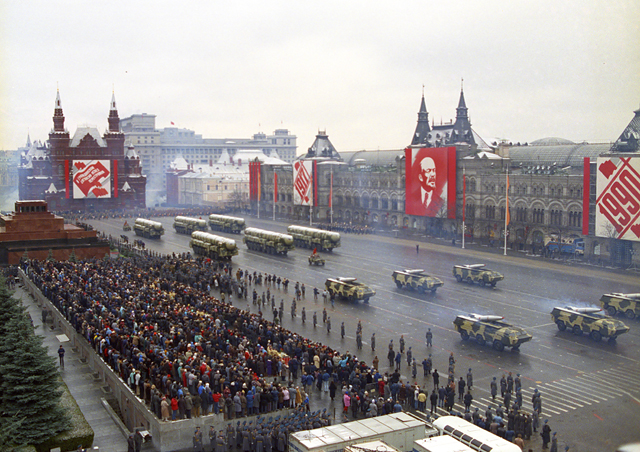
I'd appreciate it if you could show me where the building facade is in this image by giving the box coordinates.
[120,114,297,204]
[18,91,146,211]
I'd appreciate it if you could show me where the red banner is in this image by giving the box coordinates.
[405,147,456,218]
[249,161,262,201]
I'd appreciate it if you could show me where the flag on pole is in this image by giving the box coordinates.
[329,172,333,209]
[274,171,278,203]
[462,171,466,223]
[505,172,510,226]
[313,248,317,255]
[257,168,261,202]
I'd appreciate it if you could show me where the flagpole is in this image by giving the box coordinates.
[462,166,466,250]
[330,166,334,224]
[504,167,509,256]
[273,168,276,221]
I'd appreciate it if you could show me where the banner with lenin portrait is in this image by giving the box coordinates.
[405,147,456,218]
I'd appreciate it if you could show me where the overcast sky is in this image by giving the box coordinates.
[1,1,639,153]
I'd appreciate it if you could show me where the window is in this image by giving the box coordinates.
[550,209,562,226]
[533,208,545,223]
[485,205,495,220]
[466,204,476,220]
[516,207,527,222]
[568,211,582,227]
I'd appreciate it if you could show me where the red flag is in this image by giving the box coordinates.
[313,248,317,254]
[505,174,511,226]
[274,172,278,203]
[171,121,175,125]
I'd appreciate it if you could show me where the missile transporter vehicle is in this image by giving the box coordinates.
[600,293,640,320]
[453,314,532,351]
[551,306,629,342]
[133,218,165,239]
[243,227,295,255]
[209,214,246,234]
[287,225,341,252]
[190,231,238,260]
[453,264,503,287]
[308,253,325,266]
[392,269,443,293]
[173,216,208,235]
[325,277,375,303]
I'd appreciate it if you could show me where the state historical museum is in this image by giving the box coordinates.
[18,91,146,211]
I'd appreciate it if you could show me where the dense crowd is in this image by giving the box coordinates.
[22,250,552,450]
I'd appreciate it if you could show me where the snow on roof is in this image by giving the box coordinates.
[70,126,106,147]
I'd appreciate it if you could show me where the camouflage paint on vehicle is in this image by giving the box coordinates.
[453,264,504,287]
[190,231,238,261]
[325,277,375,303]
[453,314,532,351]
[600,293,640,320]
[551,306,630,342]
[308,254,325,266]
[174,216,208,235]
[392,269,444,293]
[209,214,246,234]
[133,218,165,239]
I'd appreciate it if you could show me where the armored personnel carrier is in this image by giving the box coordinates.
[392,269,443,293]
[453,264,503,287]
[453,314,532,351]
[600,293,640,320]
[325,277,375,303]
[551,306,630,342]
[123,221,131,231]
[308,253,325,266]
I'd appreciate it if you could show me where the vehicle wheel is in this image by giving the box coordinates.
[606,306,617,316]
[572,325,582,336]
[480,280,486,287]
[455,275,462,282]
[349,295,355,302]
[466,277,473,284]
[608,336,617,343]
[460,331,469,341]
[321,262,325,266]
[430,288,437,293]
[417,286,425,294]
[493,340,505,352]
[511,344,521,351]
[395,281,403,289]
[476,334,486,346]
[490,282,497,287]
[363,297,370,304]
[556,321,566,331]
[590,331,602,342]
[625,309,636,320]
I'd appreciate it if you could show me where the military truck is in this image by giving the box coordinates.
[600,293,640,320]
[190,231,238,260]
[325,277,376,303]
[243,227,295,255]
[123,221,131,231]
[453,264,503,287]
[209,214,246,234]
[392,269,443,294]
[453,314,532,351]
[133,218,164,239]
[287,225,341,251]
[551,306,629,342]
[173,216,208,235]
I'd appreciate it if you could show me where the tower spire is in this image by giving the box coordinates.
[53,88,65,132]
[410,90,431,146]
[108,90,120,133]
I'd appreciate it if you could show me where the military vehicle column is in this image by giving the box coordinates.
[190,231,238,260]
[173,216,208,235]
[243,227,295,255]
[133,218,165,239]
[287,225,341,251]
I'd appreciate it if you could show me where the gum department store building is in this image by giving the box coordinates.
[258,90,640,267]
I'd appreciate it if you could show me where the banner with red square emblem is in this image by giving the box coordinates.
[595,156,640,241]
[293,160,313,206]
[72,160,111,199]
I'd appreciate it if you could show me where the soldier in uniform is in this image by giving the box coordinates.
[301,307,306,324]
[194,427,204,452]
[216,434,226,452]
[425,328,433,346]
[466,368,473,389]
[341,322,345,339]
[500,374,507,397]
[371,333,375,351]
[399,335,405,354]
[490,377,498,399]
[326,317,331,333]
[313,311,317,328]
[209,427,217,452]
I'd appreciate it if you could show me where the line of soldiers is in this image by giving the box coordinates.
[209,408,331,452]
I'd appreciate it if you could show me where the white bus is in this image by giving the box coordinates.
[432,416,521,452]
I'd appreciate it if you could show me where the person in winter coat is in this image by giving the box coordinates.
[541,420,552,449]
[161,397,170,421]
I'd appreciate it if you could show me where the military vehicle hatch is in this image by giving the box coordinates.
[453,313,532,351]
[551,306,630,342]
